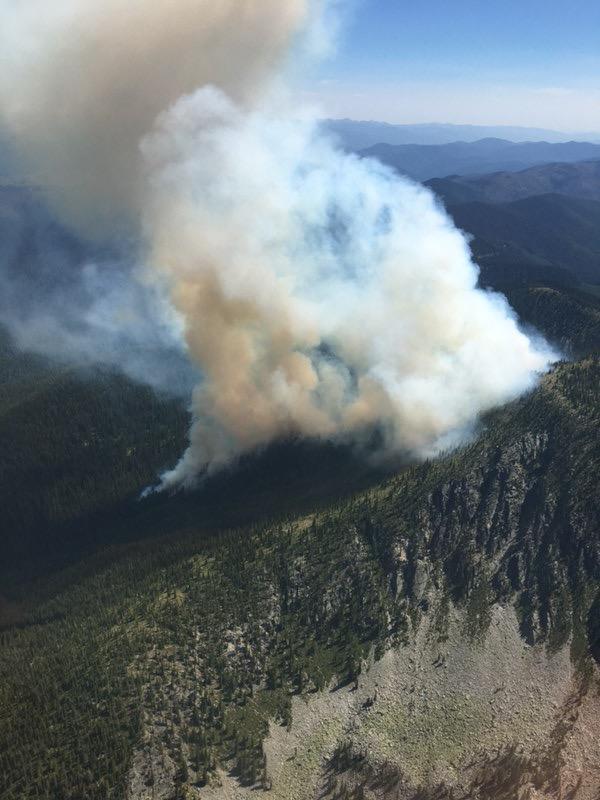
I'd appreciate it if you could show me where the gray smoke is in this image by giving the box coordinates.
[0,185,195,395]
[0,0,556,489]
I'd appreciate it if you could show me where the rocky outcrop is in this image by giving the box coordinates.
[125,361,600,800]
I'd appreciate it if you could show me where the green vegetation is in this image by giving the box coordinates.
[504,283,600,358]
[0,326,189,565]
[452,193,600,285]
[1,346,598,798]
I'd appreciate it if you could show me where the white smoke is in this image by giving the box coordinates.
[0,0,555,489]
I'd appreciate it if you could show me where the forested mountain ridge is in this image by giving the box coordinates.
[427,159,600,205]
[447,193,600,285]
[0,322,398,577]
[1,349,599,799]
[0,326,189,567]
[501,284,600,358]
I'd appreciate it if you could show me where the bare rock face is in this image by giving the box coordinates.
[127,602,599,800]
[124,362,600,800]
[127,739,178,800]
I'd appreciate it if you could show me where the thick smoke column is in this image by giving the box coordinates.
[0,0,555,488]
[0,0,309,230]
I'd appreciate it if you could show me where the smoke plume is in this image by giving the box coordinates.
[0,0,555,488]
[0,186,196,396]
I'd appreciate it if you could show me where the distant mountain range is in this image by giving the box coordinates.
[359,138,600,182]
[323,119,600,149]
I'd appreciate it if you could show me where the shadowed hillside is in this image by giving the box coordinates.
[1,354,598,799]
[0,326,395,576]
[450,193,600,284]
[427,159,600,205]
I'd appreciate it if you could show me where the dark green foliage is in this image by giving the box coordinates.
[428,160,600,206]
[1,356,598,798]
[503,284,600,358]
[0,327,189,565]
[587,592,600,664]
[0,326,395,576]
[451,193,600,284]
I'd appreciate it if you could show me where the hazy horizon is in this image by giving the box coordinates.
[301,0,600,133]
[321,117,600,137]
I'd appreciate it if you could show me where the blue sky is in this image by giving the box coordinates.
[303,0,600,131]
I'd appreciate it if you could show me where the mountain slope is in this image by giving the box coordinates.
[2,261,600,571]
[0,326,396,575]
[502,284,600,358]
[2,205,600,798]
[449,193,600,284]
[1,356,599,800]
[427,160,600,205]
[0,327,189,566]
